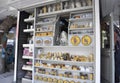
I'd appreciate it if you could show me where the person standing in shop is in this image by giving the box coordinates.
[1,32,8,72]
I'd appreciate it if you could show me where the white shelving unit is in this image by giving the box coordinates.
[22,66,32,71]
[14,0,100,83]
[34,66,94,74]
[35,58,94,66]
[38,6,93,17]
[23,44,34,48]
[24,18,35,22]
[22,56,33,59]
[23,29,34,33]
[35,73,94,83]
[69,18,93,22]
[22,78,32,83]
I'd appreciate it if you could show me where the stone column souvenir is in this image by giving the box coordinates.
[75,0,82,8]
[70,0,75,8]
[87,0,92,6]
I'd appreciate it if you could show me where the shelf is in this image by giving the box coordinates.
[38,6,93,17]
[23,29,34,33]
[35,45,93,48]
[35,66,94,74]
[35,73,94,83]
[23,44,34,48]
[22,78,32,83]
[69,27,93,30]
[24,18,34,22]
[22,56,33,59]
[35,59,94,66]
[35,30,53,33]
[36,21,55,25]
[22,66,32,71]
[69,18,93,22]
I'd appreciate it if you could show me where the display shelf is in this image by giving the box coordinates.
[23,44,34,48]
[34,66,94,74]
[35,45,93,48]
[22,78,32,83]
[35,59,94,66]
[24,17,34,22]
[23,29,34,33]
[22,66,32,71]
[38,6,93,17]
[36,21,55,25]
[69,18,93,22]
[35,73,94,83]
[22,56,33,59]
[35,30,53,33]
[69,27,93,31]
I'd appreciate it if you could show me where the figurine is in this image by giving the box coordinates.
[48,5,51,13]
[81,0,86,7]
[64,1,69,9]
[75,0,82,8]
[56,3,61,11]
[70,0,75,8]
[52,5,56,12]
[87,0,92,6]
[43,6,47,13]
[60,31,68,46]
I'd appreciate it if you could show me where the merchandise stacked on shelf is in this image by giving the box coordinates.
[33,0,94,83]
[22,13,34,82]
[35,15,57,46]
[68,11,93,47]
[34,48,94,83]
[37,0,93,16]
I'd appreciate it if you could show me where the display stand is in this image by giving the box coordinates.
[14,0,100,83]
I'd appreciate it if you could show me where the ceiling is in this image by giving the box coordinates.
[0,0,53,19]
[0,0,17,20]
[0,0,119,20]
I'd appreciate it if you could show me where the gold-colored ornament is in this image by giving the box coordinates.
[82,35,92,46]
[70,35,80,46]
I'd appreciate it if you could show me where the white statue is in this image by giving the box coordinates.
[60,31,68,46]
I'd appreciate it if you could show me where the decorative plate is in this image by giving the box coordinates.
[36,38,43,45]
[44,37,52,46]
[82,35,92,46]
[70,35,80,46]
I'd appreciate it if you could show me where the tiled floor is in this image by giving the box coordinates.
[0,71,14,83]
